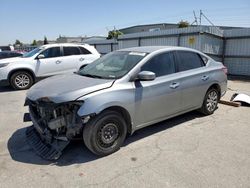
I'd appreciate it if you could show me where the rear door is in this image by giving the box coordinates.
[62,46,93,73]
[134,51,182,127]
[175,51,209,110]
[77,46,98,70]
[61,46,81,73]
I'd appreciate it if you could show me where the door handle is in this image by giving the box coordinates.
[79,57,85,61]
[202,75,209,81]
[170,82,180,89]
[55,60,62,64]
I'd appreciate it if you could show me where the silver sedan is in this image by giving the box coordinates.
[25,46,227,159]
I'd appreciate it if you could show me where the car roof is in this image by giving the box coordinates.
[119,46,202,54]
[41,43,89,48]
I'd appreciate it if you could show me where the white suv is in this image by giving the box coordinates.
[0,43,100,90]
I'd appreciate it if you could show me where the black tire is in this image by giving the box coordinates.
[200,88,219,115]
[83,110,127,156]
[10,71,34,90]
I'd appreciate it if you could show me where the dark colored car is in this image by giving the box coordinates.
[0,51,23,60]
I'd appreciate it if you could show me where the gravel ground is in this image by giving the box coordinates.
[0,80,250,188]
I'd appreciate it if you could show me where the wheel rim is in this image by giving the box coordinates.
[97,123,119,149]
[14,74,30,88]
[206,91,218,112]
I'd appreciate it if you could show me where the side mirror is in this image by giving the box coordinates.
[137,71,156,81]
[37,54,45,59]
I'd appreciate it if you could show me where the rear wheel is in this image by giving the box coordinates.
[83,110,127,156]
[10,71,34,90]
[200,88,219,115]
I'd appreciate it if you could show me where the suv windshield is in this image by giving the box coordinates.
[22,47,42,58]
[78,51,147,79]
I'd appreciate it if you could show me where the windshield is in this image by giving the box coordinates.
[22,47,42,58]
[78,51,147,79]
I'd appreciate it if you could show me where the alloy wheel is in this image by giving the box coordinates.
[206,90,218,112]
[14,74,30,89]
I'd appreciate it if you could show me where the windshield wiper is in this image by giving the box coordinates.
[81,73,105,79]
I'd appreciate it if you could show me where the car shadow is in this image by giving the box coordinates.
[0,86,15,93]
[8,110,203,166]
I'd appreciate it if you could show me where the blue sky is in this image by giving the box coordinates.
[0,0,249,45]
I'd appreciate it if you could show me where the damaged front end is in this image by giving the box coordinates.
[25,98,85,160]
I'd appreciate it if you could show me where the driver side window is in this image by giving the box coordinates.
[141,52,176,77]
[40,47,61,58]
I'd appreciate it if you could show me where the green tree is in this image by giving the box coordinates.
[31,40,37,46]
[178,20,190,28]
[107,30,123,39]
[14,39,22,46]
[44,36,48,44]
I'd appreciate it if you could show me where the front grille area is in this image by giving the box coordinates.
[25,99,82,160]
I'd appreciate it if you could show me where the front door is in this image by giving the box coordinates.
[134,52,182,128]
[35,47,64,77]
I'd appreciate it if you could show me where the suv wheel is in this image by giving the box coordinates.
[200,88,219,115]
[83,110,127,156]
[10,71,34,90]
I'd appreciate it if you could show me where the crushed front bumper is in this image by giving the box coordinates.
[25,99,84,160]
[26,101,70,160]
[26,125,69,160]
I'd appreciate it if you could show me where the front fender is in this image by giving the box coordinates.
[77,98,126,117]
[76,82,136,124]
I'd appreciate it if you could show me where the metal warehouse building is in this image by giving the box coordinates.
[87,26,250,76]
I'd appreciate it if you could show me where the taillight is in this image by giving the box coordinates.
[222,66,228,75]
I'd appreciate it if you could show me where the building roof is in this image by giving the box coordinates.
[119,22,245,33]
[119,23,178,31]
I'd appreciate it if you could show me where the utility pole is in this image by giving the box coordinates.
[191,10,198,25]
[200,10,223,34]
[199,10,202,26]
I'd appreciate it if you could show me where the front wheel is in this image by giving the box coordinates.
[83,110,127,156]
[200,88,219,115]
[10,71,34,90]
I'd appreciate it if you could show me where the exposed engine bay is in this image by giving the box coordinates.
[25,99,86,160]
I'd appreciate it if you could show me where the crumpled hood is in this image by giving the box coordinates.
[27,73,114,103]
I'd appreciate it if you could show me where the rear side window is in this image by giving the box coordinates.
[63,47,81,56]
[176,51,204,72]
[141,52,175,77]
[200,55,209,64]
[40,47,61,58]
[79,47,91,54]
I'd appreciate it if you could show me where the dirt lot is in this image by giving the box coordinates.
[0,80,250,188]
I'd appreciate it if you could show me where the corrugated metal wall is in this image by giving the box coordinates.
[118,39,139,49]
[224,58,250,76]
[87,26,250,76]
[223,28,250,75]
[140,37,178,46]
[224,28,250,38]
[179,35,201,50]
[225,38,250,56]
[201,35,223,56]
[113,44,119,51]
[86,39,117,54]
[95,44,111,54]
